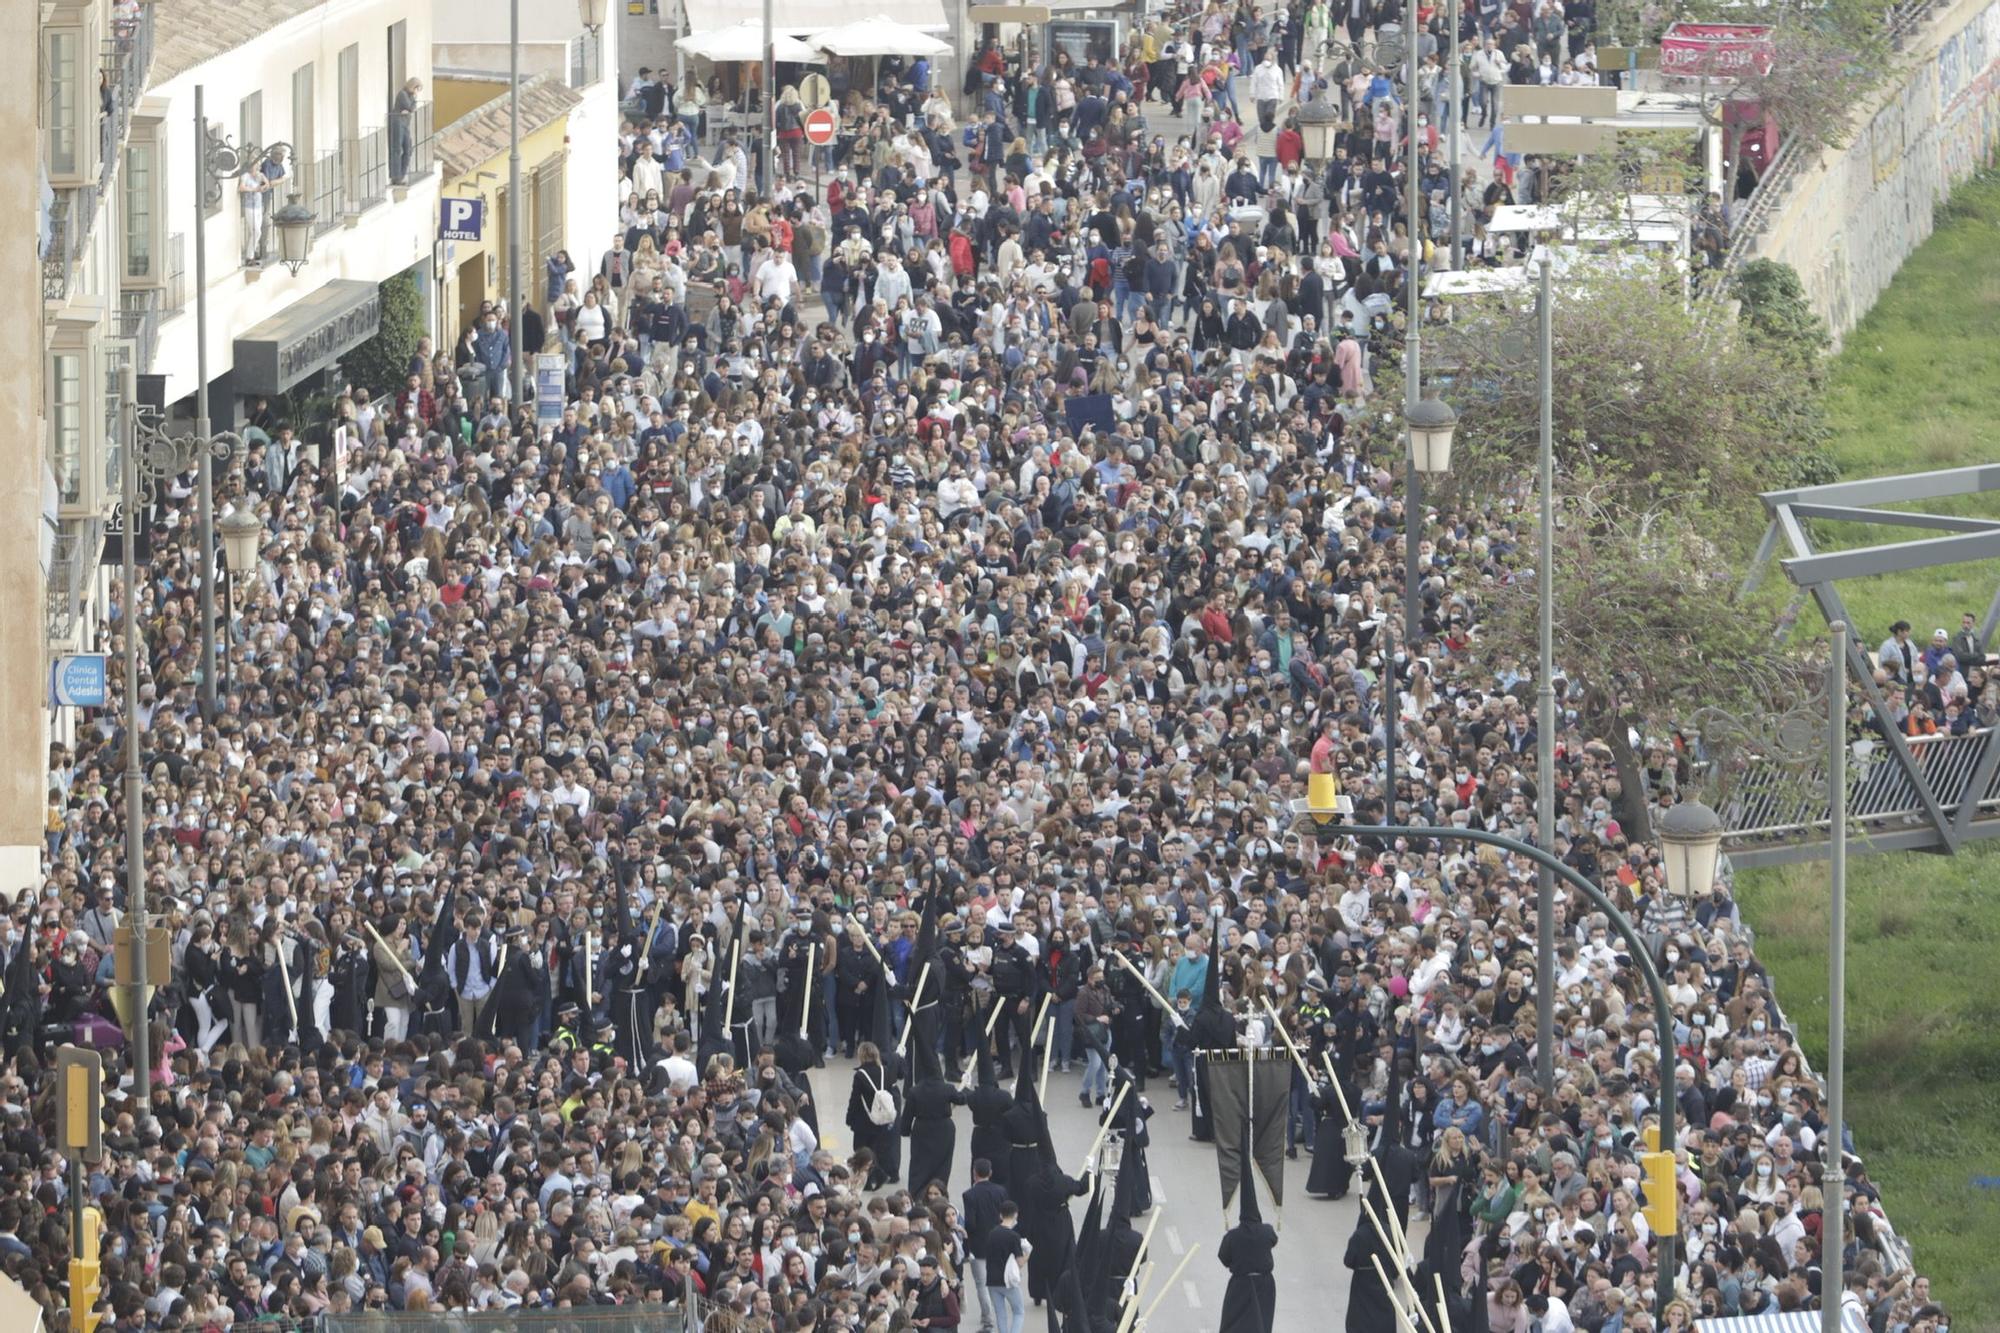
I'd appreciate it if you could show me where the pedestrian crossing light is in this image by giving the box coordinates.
[1640,1149,1678,1240]
[71,1205,102,1333]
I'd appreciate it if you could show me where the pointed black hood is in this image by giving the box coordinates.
[1381,1050,1405,1147]
[1189,903,1235,1048]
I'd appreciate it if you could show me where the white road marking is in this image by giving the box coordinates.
[1165,1226,1186,1256]
[1151,1172,1166,1203]
[1183,1281,1203,1308]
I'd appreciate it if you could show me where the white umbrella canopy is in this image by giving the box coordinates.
[810,14,949,56]
[676,21,821,62]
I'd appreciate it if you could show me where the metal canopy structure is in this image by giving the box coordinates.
[1729,465,2000,867]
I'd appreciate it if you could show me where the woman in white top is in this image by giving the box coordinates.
[573,291,609,346]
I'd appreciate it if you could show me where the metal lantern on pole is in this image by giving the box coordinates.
[1656,799,1725,897]
[1405,396,1458,476]
[219,503,263,574]
[1296,100,1342,163]
[270,196,315,275]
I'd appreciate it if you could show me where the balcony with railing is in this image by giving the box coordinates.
[304,145,347,237]
[45,519,102,647]
[99,2,155,198]
[43,183,100,303]
[162,231,187,314]
[347,128,390,212]
[568,30,603,89]
[119,287,163,372]
[405,100,436,184]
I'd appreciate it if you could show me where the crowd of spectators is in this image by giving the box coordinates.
[0,2,1948,1333]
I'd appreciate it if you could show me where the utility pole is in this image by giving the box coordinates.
[760,0,775,193]
[508,0,523,405]
[192,86,217,719]
[120,370,151,1104]
[1447,6,1462,268]
[1823,620,1848,1333]
[1534,251,1555,1095]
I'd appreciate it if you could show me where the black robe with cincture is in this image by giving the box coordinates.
[900,1074,966,1195]
[1306,1073,1359,1199]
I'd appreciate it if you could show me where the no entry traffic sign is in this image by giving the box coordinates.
[804,108,838,147]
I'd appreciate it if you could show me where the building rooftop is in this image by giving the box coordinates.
[149,0,327,86]
[434,73,583,180]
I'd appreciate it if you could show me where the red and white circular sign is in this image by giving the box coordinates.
[803,107,838,146]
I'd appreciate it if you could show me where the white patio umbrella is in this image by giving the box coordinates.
[809,14,949,56]
[677,21,820,62]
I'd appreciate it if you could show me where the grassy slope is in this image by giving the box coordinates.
[1734,173,2000,1329]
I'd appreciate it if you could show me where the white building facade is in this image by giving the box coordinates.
[432,0,622,290]
[141,0,443,413]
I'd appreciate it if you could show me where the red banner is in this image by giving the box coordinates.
[1658,22,1776,77]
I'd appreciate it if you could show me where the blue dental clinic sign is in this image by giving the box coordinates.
[440,197,485,242]
[50,654,108,708]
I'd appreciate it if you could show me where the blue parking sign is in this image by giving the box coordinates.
[439,197,485,242]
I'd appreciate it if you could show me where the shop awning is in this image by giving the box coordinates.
[232,280,381,394]
[1696,1310,1869,1333]
[681,0,947,37]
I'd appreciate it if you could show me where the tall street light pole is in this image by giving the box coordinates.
[1448,5,1461,268]
[119,369,150,1105]
[508,0,524,406]
[192,85,217,719]
[188,87,307,717]
[760,0,775,194]
[1535,249,1556,1094]
[1398,399,1458,829]
[1823,620,1849,1333]
[1403,0,1424,633]
[1393,0,1427,831]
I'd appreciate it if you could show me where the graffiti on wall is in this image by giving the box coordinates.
[1937,0,2000,112]
[1768,0,2000,338]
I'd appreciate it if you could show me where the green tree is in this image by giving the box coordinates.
[339,270,425,397]
[1734,258,1836,487]
[1424,256,1824,506]
[1422,259,1827,835]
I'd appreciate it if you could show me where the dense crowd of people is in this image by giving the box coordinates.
[0,2,1945,1332]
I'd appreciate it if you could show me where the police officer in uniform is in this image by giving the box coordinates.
[937,914,975,1081]
[550,1000,584,1054]
[988,919,1034,1080]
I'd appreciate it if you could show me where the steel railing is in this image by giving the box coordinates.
[406,100,435,182]
[305,145,347,236]
[569,30,603,89]
[1720,726,2000,843]
[44,520,102,646]
[347,128,389,211]
[118,287,163,371]
[42,184,101,303]
[99,1,156,199]
[162,232,187,314]
[1703,0,1952,303]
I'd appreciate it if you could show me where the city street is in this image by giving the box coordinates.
[806,1056,1384,1333]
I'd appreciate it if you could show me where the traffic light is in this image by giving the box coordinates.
[1640,1149,1678,1240]
[56,1047,103,1164]
[70,1205,101,1333]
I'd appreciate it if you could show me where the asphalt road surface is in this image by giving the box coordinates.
[807,1056,1401,1333]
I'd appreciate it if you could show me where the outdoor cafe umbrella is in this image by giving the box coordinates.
[677,21,821,63]
[809,14,949,56]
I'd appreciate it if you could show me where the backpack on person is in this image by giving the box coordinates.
[862,1069,897,1126]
